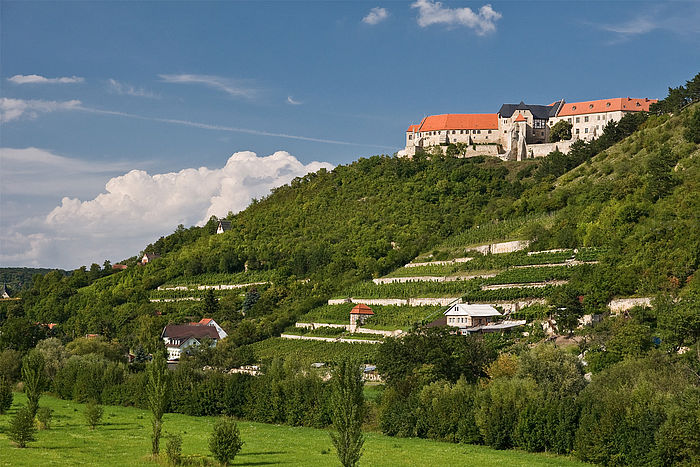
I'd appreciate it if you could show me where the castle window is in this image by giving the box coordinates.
[488,130,492,134]
[576,128,580,134]
[606,102,611,107]
[572,105,577,110]
[576,117,580,123]
[408,135,412,140]
[584,116,589,122]
[568,118,572,123]
[589,104,594,109]
[585,128,589,133]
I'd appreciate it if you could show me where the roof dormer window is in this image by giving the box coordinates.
[606,102,611,107]
[572,105,576,110]
[589,104,593,109]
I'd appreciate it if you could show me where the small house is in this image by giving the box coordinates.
[1,284,10,299]
[112,264,128,271]
[216,220,232,234]
[141,253,160,265]
[445,304,501,329]
[161,318,227,361]
[349,304,374,329]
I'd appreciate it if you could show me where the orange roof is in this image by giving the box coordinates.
[350,304,374,315]
[417,113,498,132]
[199,318,213,325]
[406,124,420,133]
[558,97,657,117]
[514,114,526,122]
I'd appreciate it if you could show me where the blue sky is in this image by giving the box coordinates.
[1,1,699,269]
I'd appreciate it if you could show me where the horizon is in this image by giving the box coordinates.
[2,1,699,269]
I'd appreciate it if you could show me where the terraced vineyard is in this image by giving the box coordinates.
[250,337,379,365]
[157,270,275,287]
[298,303,443,329]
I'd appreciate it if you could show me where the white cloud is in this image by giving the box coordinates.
[107,79,159,98]
[411,1,502,35]
[0,150,333,269]
[0,98,81,123]
[7,74,85,84]
[158,73,256,98]
[286,96,302,105]
[363,7,389,25]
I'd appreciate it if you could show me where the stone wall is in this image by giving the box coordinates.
[328,297,462,307]
[527,140,577,157]
[466,240,530,255]
[608,297,652,314]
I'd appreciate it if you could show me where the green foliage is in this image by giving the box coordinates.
[650,72,700,114]
[147,353,170,455]
[329,359,365,467]
[6,405,37,448]
[0,318,47,352]
[475,378,538,449]
[0,349,22,383]
[209,417,243,465]
[685,108,700,143]
[0,378,13,414]
[166,432,183,465]
[549,120,573,142]
[415,377,480,444]
[66,336,126,362]
[84,399,103,429]
[250,338,377,366]
[21,349,46,416]
[36,406,53,430]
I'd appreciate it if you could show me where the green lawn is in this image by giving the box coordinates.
[0,393,588,466]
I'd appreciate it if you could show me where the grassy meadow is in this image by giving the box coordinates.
[0,393,589,466]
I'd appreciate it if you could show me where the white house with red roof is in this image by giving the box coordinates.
[349,304,374,330]
[161,318,227,361]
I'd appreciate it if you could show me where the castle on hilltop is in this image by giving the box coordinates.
[400,97,657,160]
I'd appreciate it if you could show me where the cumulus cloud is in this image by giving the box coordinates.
[0,97,82,123]
[1,150,333,269]
[7,74,84,84]
[286,96,302,105]
[363,7,389,25]
[159,73,256,98]
[107,79,159,98]
[411,1,502,35]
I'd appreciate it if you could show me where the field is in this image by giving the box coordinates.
[0,393,587,466]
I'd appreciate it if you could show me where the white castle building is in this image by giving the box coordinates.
[401,97,657,160]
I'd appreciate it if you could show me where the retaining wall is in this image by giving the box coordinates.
[608,297,652,314]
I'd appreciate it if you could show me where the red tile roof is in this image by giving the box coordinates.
[199,318,213,325]
[406,124,420,133]
[350,304,374,315]
[163,324,220,340]
[514,114,527,122]
[558,97,657,117]
[415,113,498,132]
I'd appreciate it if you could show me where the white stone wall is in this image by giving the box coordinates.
[549,110,625,142]
[608,297,652,314]
[465,240,530,255]
[327,297,462,307]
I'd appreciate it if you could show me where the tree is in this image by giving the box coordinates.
[166,432,183,466]
[147,353,170,456]
[209,417,243,465]
[36,406,53,430]
[549,120,573,142]
[35,337,69,381]
[241,289,260,314]
[84,399,104,429]
[0,377,13,414]
[7,406,36,448]
[329,359,365,467]
[21,349,46,417]
[684,108,700,143]
[202,288,220,316]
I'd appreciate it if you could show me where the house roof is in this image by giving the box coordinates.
[162,324,220,340]
[557,97,657,117]
[416,113,499,131]
[199,318,213,325]
[350,304,374,315]
[498,101,563,119]
[218,220,232,231]
[444,304,501,317]
[514,114,527,122]
[143,253,160,261]
[406,124,420,133]
[425,316,447,328]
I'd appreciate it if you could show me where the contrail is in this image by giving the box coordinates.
[76,105,397,150]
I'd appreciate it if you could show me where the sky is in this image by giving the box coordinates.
[1,1,699,270]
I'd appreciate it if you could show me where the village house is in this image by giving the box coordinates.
[216,220,232,234]
[443,303,527,335]
[140,252,160,265]
[161,318,227,361]
[349,303,374,331]
[401,96,656,159]
[1,283,10,299]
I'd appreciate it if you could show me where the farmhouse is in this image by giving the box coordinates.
[445,304,501,328]
[1,283,10,299]
[402,96,656,159]
[140,252,160,264]
[161,318,227,361]
[216,220,232,234]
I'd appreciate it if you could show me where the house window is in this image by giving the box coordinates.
[584,116,589,122]
[576,117,580,123]
[585,128,589,133]
[534,119,546,129]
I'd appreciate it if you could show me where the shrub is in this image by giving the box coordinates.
[36,406,53,430]
[209,417,243,465]
[84,400,103,430]
[166,432,183,466]
[7,405,36,448]
[0,378,13,414]
[475,378,538,449]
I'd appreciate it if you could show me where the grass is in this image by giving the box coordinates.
[0,393,588,466]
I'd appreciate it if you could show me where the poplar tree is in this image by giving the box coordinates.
[330,359,366,467]
[147,352,170,456]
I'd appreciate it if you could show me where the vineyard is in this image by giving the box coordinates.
[250,337,379,365]
[158,270,276,287]
[298,303,443,329]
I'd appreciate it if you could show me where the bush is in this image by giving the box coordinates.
[166,432,183,466]
[0,378,13,414]
[475,378,538,449]
[36,406,53,430]
[209,417,244,465]
[7,405,36,448]
[84,400,103,430]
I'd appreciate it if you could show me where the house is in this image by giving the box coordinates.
[112,264,128,270]
[140,253,160,265]
[216,220,232,234]
[349,304,374,330]
[1,284,10,299]
[445,304,502,329]
[161,318,227,361]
